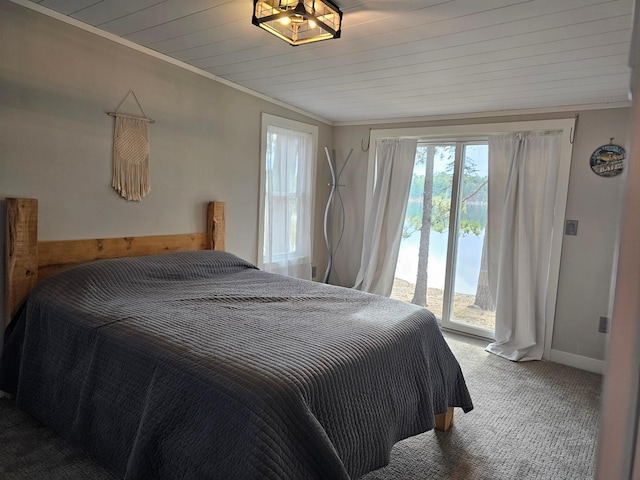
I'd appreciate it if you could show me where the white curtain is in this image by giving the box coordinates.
[354,138,418,296]
[486,132,562,361]
[263,125,313,280]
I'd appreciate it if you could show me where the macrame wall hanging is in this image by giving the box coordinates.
[108,89,155,201]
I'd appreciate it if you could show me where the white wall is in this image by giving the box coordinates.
[0,1,332,328]
[596,0,640,474]
[552,109,628,361]
[331,108,630,364]
[596,73,640,480]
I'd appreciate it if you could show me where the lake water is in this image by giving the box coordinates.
[395,229,485,295]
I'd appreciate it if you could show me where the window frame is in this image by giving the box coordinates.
[258,113,319,270]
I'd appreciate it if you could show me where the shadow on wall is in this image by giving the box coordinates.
[0,74,108,124]
[0,72,219,138]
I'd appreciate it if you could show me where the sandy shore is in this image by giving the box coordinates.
[390,277,495,331]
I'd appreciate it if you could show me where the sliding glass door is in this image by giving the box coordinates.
[391,141,495,339]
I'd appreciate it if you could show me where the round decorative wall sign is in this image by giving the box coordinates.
[590,142,625,177]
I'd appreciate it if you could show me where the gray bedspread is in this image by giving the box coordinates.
[0,251,473,480]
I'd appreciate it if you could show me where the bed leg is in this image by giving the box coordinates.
[434,407,454,431]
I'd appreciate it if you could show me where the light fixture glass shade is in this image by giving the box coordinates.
[253,0,343,46]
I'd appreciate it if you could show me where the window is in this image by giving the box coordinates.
[394,142,492,334]
[365,119,574,353]
[259,114,318,279]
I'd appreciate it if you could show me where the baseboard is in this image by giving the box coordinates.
[548,349,606,374]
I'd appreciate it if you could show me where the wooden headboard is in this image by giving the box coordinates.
[5,198,226,326]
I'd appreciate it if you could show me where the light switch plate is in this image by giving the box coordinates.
[599,316,609,334]
[565,219,578,236]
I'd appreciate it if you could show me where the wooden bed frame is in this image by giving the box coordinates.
[5,198,226,327]
[3,196,454,431]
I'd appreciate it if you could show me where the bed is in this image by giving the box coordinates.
[1,198,473,480]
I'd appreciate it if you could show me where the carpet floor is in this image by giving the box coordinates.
[0,332,602,480]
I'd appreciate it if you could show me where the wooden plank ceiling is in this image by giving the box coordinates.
[29,0,635,123]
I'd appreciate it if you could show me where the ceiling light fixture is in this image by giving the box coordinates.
[253,0,343,46]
